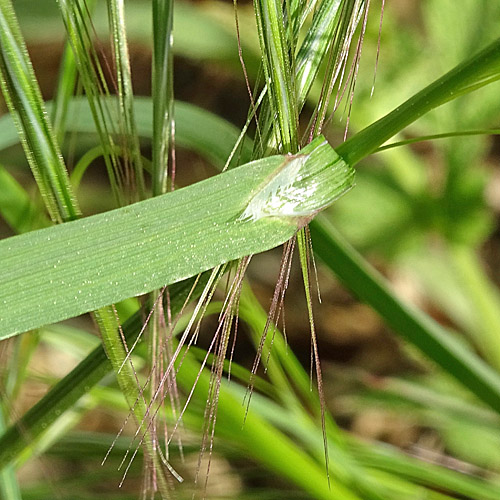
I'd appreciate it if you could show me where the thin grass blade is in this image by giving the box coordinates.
[253,0,299,153]
[0,407,21,500]
[295,0,344,108]
[108,0,146,198]
[51,42,78,144]
[337,36,500,166]
[0,0,80,223]
[152,0,174,196]
[57,0,126,205]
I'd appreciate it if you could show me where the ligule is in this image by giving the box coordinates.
[240,135,355,223]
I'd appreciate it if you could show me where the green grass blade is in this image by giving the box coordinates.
[450,245,500,370]
[0,408,21,500]
[0,0,80,223]
[254,0,299,152]
[152,0,174,195]
[309,218,500,414]
[337,36,500,166]
[51,42,78,144]
[295,0,343,109]
[107,0,146,198]
[309,0,366,136]
[0,137,353,339]
[376,129,500,153]
[70,144,121,190]
[57,0,126,205]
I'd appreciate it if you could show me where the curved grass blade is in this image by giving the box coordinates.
[375,129,500,153]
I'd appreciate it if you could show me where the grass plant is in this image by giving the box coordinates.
[1,0,500,498]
